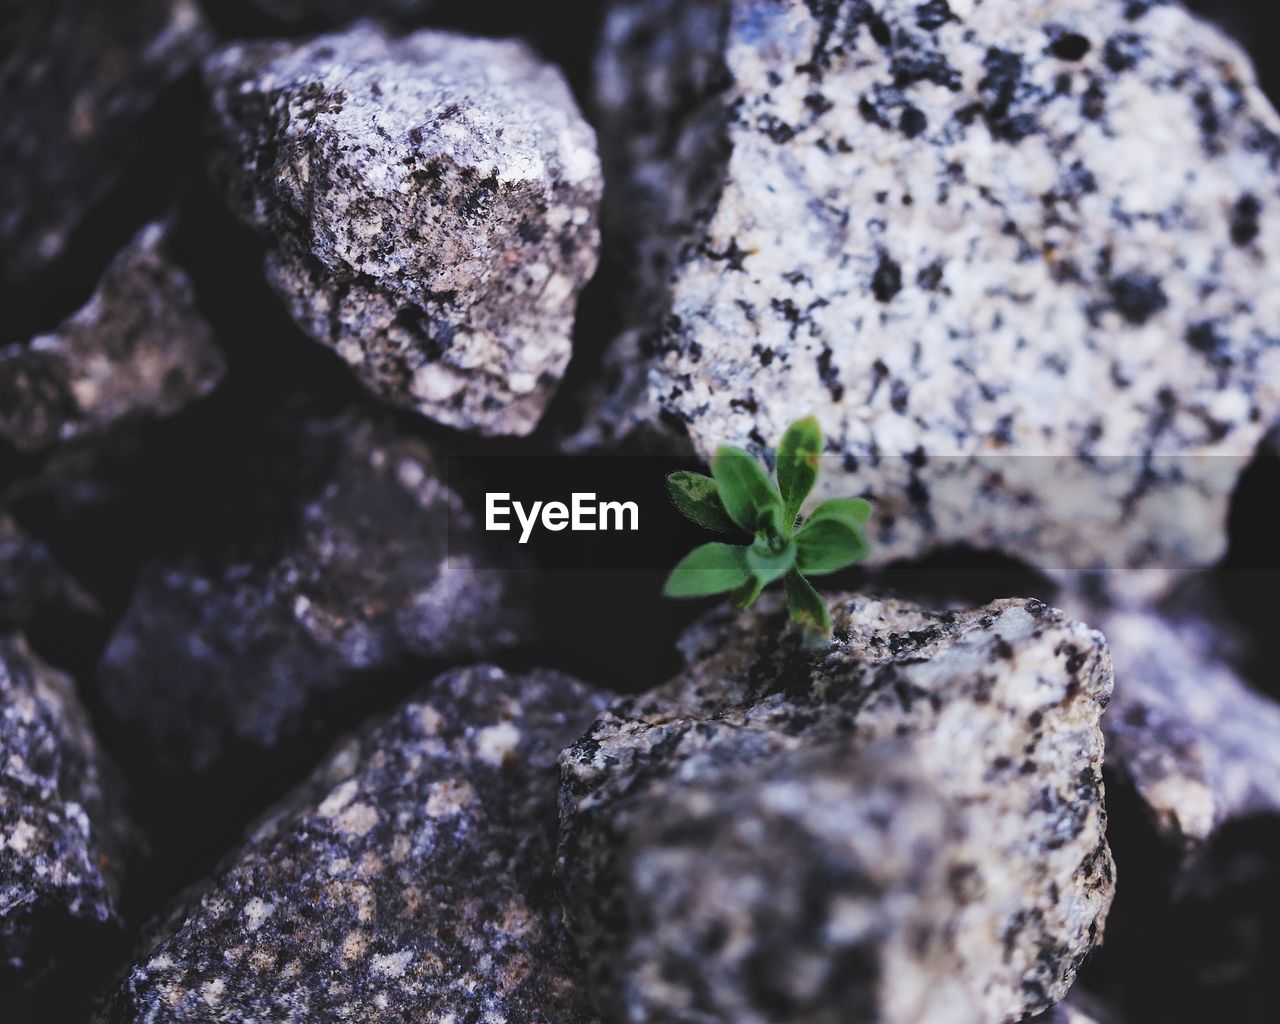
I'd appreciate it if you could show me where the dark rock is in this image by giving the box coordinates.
[559,594,1115,1023]
[98,412,536,769]
[250,0,433,23]
[104,665,606,1023]
[0,507,96,631]
[1,633,129,980]
[0,0,211,280]
[204,22,602,436]
[0,222,225,452]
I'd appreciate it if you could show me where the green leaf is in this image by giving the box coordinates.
[730,574,764,609]
[712,446,783,534]
[785,569,832,638]
[663,543,752,598]
[666,471,739,534]
[794,516,869,576]
[805,497,873,528]
[746,538,796,587]
[777,417,823,527]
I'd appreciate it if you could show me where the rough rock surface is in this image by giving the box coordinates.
[205,23,602,436]
[580,0,1280,591]
[98,413,535,769]
[105,665,607,1023]
[1,633,129,976]
[1091,606,1280,845]
[560,594,1115,1023]
[0,0,210,280]
[0,222,225,452]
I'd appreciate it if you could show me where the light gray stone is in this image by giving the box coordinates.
[0,0,210,280]
[105,665,607,1023]
[98,412,536,769]
[577,0,1280,596]
[1,633,129,978]
[1089,605,1280,845]
[205,23,602,436]
[0,222,225,452]
[559,593,1115,1023]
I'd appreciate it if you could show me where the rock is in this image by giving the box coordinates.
[1090,606,1280,845]
[250,0,434,23]
[0,0,210,280]
[1,633,129,978]
[204,23,602,436]
[559,594,1115,1023]
[98,412,536,769]
[579,0,1280,592]
[104,665,606,1023]
[0,507,97,630]
[0,222,225,452]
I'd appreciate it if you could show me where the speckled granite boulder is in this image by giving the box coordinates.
[204,23,602,436]
[0,0,210,280]
[0,222,225,452]
[98,413,535,769]
[559,594,1115,1023]
[1089,606,1280,845]
[1,633,129,978]
[578,0,1280,592]
[104,665,606,1023]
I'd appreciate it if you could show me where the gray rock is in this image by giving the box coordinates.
[204,23,602,436]
[559,594,1115,1023]
[98,413,536,769]
[1,633,129,977]
[0,0,211,280]
[105,665,607,1023]
[1089,606,1280,845]
[577,0,1280,595]
[0,222,225,452]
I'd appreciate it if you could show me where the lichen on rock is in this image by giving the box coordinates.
[204,22,603,436]
[559,593,1115,1023]
[104,665,607,1023]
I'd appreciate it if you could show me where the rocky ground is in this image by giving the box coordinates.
[2,2,1278,1022]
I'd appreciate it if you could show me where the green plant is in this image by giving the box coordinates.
[663,417,871,640]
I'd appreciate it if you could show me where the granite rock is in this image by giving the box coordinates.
[98,413,535,769]
[0,222,225,452]
[560,594,1115,1023]
[579,0,1280,591]
[0,0,210,280]
[205,23,602,436]
[1,633,129,978]
[104,665,607,1023]
[1090,606,1280,845]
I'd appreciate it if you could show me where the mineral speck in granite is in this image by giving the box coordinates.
[0,221,226,453]
[1,634,130,979]
[559,593,1115,1023]
[578,0,1280,595]
[103,665,608,1024]
[204,22,603,436]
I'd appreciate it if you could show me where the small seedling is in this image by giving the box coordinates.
[663,417,871,641]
